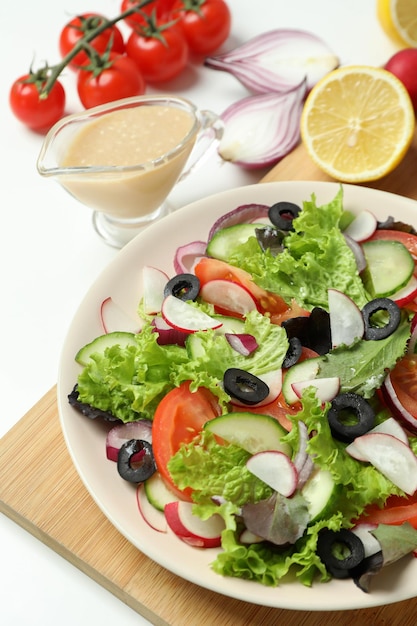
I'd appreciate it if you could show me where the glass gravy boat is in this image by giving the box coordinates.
[37,95,223,248]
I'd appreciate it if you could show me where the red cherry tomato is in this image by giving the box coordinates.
[76,54,146,109]
[120,0,176,29]
[59,13,125,69]
[126,22,188,82]
[9,73,66,132]
[152,381,221,500]
[172,0,231,56]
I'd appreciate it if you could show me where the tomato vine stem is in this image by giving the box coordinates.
[40,0,153,98]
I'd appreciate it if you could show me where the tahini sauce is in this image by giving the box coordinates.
[60,105,195,219]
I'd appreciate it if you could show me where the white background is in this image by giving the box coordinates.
[0,1,400,624]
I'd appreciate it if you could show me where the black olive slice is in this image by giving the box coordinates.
[282,336,303,369]
[316,529,365,579]
[255,226,285,256]
[327,392,375,443]
[68,384,120,421]
[268,201,301,231]
[282,307,331,356]
[117,439,156,483]
[164,273,200,301]
[361,298,401,341]
[223,368,269,405]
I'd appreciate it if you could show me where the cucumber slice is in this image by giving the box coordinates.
[206,223,265,262]
[205,412,291,455]
[362,239,414,298]
[282,357,321,405]
[144,472,178,511]
[75,331,136,366]
[213,315,245,334]
[301,468,339,523]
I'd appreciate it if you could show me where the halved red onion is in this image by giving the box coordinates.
[225,332,258,356]
[205,29,339,94]
[208,203,270,241]
[173,240,207,274]
[106,420,153,462]
[218,81,306,169]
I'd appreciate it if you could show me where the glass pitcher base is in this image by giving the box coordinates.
[92,203,171,248]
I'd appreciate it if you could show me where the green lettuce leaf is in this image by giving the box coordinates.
[228,188,370,310]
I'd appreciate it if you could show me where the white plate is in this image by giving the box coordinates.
[58,181,417,611]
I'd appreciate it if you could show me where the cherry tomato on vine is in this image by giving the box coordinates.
[59,13,125,69]
[120,0,176,29]
[9,73,66,132]
[76,54,146,109]
[126,22,188,82]
[172,0,231,56]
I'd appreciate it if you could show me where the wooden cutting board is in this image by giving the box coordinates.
[1,137,417,626]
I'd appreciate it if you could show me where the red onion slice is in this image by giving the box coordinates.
[208,203,270,241]
[106,420,153,462]
[343,234,367,273]
[218,82,306,169]
[173,240,207,274]
[225,332,259,356]
[205,29,339,94]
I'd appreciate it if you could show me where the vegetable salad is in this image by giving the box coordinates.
[70,187,417,592]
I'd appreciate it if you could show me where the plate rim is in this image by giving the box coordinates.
[57,181,417,611]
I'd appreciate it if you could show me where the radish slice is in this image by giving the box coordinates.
[136,484,168,533]
[291,376,340,403]
[208,203,270,241]
[346,417,410,461]
[142,265,170,315]
[392,275,417,308]
[382,373,417,434]
[100,297,140,334]
[352,432,417,495]
[239,528,264,544]
[343,210,378,242]
[164,501,225,548]
[106,420,153,462]
[199,279,258,316]
[328,289,365,348]
[173,241,207,274]
[246,450,298,497]
[161,295,222,333]
[225,332,258,356]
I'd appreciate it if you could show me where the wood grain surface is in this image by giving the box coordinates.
[1,132,417,625]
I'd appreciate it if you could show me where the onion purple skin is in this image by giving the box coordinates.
[208,203,270,241]
[173,240,207,275]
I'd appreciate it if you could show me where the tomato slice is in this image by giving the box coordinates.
[356,493,417,529]
[152,381,220,500]
[390,354,417,419]
[368,229,417,259]
[194,257,307,318]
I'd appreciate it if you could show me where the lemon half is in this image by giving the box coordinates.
[300,65,415,183]
[377,0,417,47]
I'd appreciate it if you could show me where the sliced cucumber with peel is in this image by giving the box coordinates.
[282,357,321,405]
[144,472,179,511]
[301,468,339,523]
[206,223,266,262]
[204,411,291,456]
[362,239,414,298]
[75,331,136,366]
